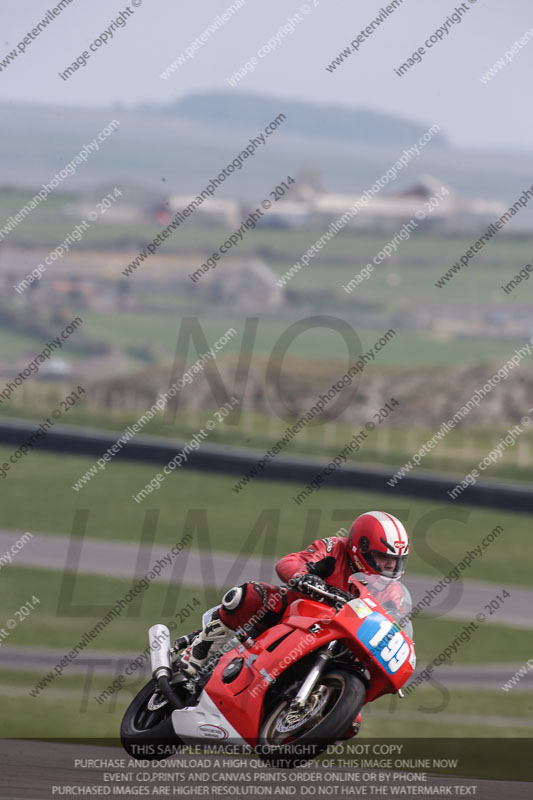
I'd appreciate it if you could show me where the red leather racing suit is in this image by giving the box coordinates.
[218,536,409,633]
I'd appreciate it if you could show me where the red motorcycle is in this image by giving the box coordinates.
[121,577,415,767]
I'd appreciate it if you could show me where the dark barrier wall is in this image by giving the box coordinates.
[1,419,532,512]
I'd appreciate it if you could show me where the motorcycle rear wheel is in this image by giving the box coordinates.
[258,669,365,768]
[120,679,180,761]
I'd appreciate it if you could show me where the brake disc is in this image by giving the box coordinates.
[275,686,328,733]
[147,692,168,711]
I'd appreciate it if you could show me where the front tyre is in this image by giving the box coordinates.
[120,679,180,761]
[258,669,365,769]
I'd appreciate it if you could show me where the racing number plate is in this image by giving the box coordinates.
[356,612,410,674]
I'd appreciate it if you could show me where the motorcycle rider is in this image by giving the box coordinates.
[178,511,412,734]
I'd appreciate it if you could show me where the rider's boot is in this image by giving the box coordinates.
[178,610,234,679]
[340,712,362,740]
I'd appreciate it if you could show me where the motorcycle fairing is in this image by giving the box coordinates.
[330,594,415,701]
[170,690,244,744]
[199,587,414,744]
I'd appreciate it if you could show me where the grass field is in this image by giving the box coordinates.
[0,566,215,653]
[0,328,45,359]
[74,313,533,367]
[1,449,528,742]
[0,565,527,661]
[4,226,531,303]
[2,657,531,741]
[364,687,533,739]
[3,686,530,740]
[3,670,528,722]
[3,307,531,370]
[1,428,531,743]
[0,188,75,221]
[5,404,531,483]
[4,217,532,374]
[2,198,531,268]
[2,598,531,741]
[0,446,531,586]
[270,251,533,303]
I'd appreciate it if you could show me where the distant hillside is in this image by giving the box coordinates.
[84,356,533,430]
[0,96,529,202]
[145,91,448,150]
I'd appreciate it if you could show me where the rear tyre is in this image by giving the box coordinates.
[257,668,366,769]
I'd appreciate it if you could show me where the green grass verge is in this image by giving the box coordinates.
[4,305,532,369]
[2,683,530,740]
[0,695,124,739]
[0,567,212,653]
[0,566,529,663]
[358,718,531,738]
[3,208,531,267]
[364,687,533,738]
[52,311,533,367]
[0,445,530,586]
[370,687,533,719]
[4,671,529,722]
[4,403,532,483]
[409,617,533,665]
[0,668,131,693]
[269,256,533,306]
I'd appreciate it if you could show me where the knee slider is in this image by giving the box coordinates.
[222,584,247,613]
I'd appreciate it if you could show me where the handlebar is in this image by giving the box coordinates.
[288,581,354,606]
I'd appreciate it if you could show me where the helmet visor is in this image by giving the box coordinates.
[364,549,408,580]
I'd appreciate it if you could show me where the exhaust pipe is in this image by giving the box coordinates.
[149,624,172,681]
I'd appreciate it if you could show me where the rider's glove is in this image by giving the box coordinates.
[292,573,328,595]
[307,556,336,579]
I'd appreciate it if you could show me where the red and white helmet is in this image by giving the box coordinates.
[347,511,410,589]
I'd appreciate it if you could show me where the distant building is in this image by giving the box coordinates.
[168,194,240,228]
[64,174,509,233]
[257,200,313,229]
[209,259,283,311]
[257,173,509,233]
[71,182,168,224]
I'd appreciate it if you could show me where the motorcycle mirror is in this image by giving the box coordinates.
[348,573,366,592]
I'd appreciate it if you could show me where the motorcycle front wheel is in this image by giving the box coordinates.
[120,679,180,761]
[257,669,366,768]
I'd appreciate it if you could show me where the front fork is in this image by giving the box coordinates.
[289,640,339,711]
[288,639,405,712]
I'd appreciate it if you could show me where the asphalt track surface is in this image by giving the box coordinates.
[1,529,532,628]
[0,740,531,799]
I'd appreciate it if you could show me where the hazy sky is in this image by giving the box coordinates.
[1,0,532,150]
